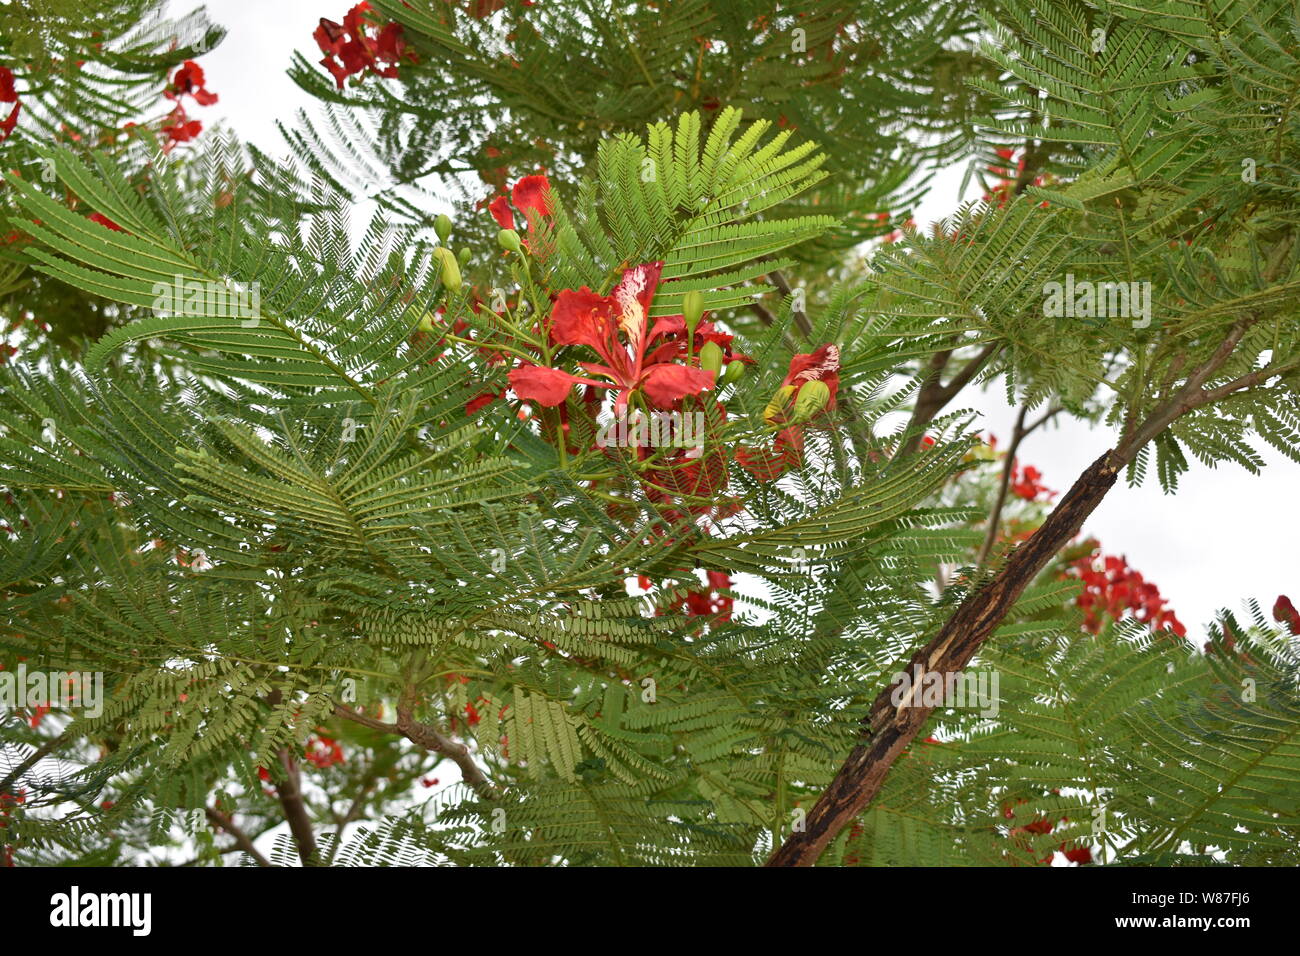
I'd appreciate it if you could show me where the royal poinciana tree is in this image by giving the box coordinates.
[1,0,1298,867]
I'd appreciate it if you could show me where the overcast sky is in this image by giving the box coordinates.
[180,0,1298,639]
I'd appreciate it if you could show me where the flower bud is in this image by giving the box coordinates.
[790,380,831,423]
[417,311,437,333]
[720,360,745,387]
[682,289,705,333]
[433,247,462,293]
[699,340,724,376]
[497,228,522,253]
[434,213,453,244]
[456,247,471,268]
[764,384,795,425]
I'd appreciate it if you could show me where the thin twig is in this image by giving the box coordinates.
[334,700,499,800]
[205,807,273,867]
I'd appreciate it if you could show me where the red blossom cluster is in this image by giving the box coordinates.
[1010,461,1055,502]
[0,65,20,142]
[161,60,217,151]
[314,2,417,90]
[304,734,345,768]
[1066,543,1186,637]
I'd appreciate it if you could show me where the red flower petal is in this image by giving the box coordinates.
[508,364,594,406]
[640,363,714,408]
[488,195,514,230]
[511,174,553,218]
[550,287,616,351]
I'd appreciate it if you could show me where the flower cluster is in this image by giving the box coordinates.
[439,175,842,625]
[1066,542,1186,637]
[161,60,218,151]
[304,733,345,768]
[314,1,417,90]
[1010,461,1055,502]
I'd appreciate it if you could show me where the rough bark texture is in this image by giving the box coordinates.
[766,449,1120,866]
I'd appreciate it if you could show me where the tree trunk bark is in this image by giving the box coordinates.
[766,448,1120,866]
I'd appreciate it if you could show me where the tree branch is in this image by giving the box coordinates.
[899,341,1001,456]
[334,700,499,800]
[205,807,273,867]
[768,310,1278,866]
[976,404,1063,569]
[275,748,319,866]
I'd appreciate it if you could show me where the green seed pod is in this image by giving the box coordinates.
[682,289,705,333]
[720,360,745,387]
[790,379,831,423]
[434,213,453,244]
[433,247,462,293]
[497,228,523,253]
[699,340,724,376]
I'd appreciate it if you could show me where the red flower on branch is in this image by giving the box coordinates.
[508,262,715,412]
[315,2,417,89]
[165,60,218,106]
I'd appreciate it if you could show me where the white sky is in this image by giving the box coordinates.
[181,0,1298,638]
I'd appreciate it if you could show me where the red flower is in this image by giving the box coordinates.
[511,174,553,219]
[509,262,715,411]
[315,2,416,89]
[465,702,482,726]
[1273,595,1300,635]
[0,102,19,142]
[166,60,218,106]
[161,106,202,147]
[1067,544,1186,637]
[671,569,733,621]
[738,344,840,481]
[1011,462,1055,502]
[0,66,19,142]
[304,734,345,768]
[781,343,841,405]
[1062,845,1093,865]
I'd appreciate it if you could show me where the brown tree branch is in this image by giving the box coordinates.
[0,731,68,796]
[205,807,273,867]
[898,341,1001,456]
[767,269,815,339]
[767,314,1271,866]
[975,404,1063,569]
[275,748,319,866]
[333,699,499,800]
